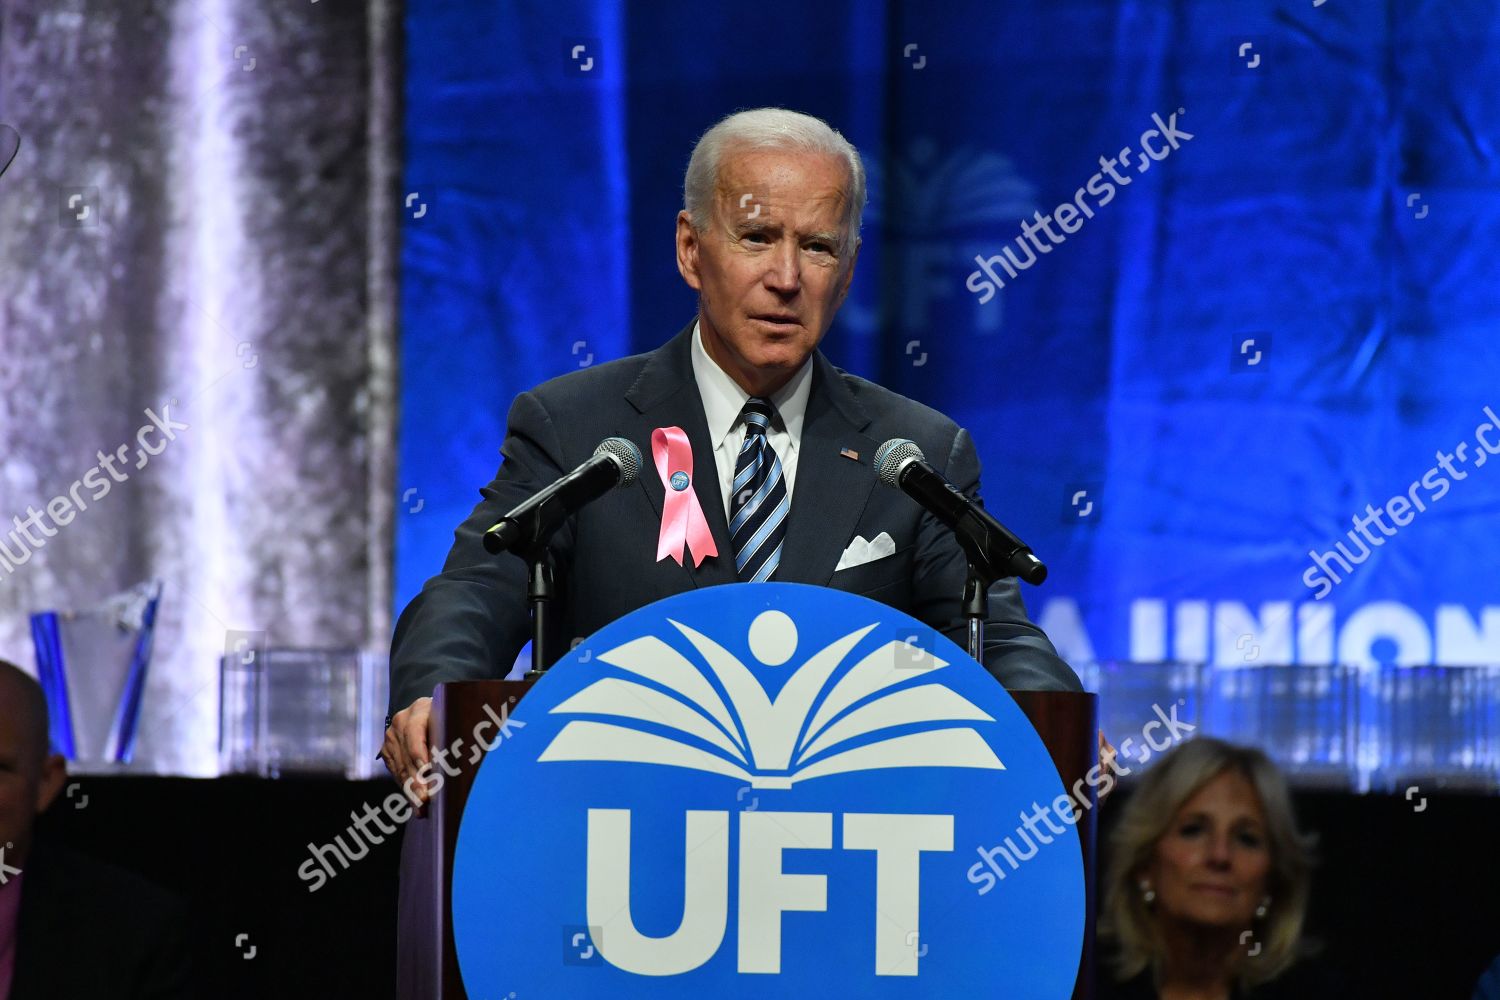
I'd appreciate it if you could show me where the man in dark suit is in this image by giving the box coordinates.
[0,660,191,999]
[382,107,1081,794]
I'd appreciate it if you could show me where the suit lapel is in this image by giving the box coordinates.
[625,320,737,588]
[776,352,878,586]
[627,322,877,589]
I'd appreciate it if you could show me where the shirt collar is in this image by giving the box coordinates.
[690,319,813,449]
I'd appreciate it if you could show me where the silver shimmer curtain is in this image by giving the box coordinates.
[0,0,400,774]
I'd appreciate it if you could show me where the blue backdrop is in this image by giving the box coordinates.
[399,0,1500,672]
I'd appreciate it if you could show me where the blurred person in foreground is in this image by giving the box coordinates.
[0,659,191,999]
[1098,736,1339,999]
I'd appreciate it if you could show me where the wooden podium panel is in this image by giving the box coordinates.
[1011,690,1100,1000]
[396,679,533,1000]
[397,681,1098,1000]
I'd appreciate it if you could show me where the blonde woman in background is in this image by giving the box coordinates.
[1097,737,1340,999]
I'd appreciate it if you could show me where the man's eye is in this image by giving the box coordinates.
[806,243,832,254]
[743,232,769,244]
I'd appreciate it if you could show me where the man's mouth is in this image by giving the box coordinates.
[751,314,800,328]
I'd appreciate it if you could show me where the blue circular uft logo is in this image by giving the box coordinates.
[670,470,690,491]
[453,583,1084,997]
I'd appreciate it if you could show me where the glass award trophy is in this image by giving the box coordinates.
[30,580,163,770]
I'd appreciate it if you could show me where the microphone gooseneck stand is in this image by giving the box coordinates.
[955,530,1046,662]
[522,544,558,679]
[961,549,1046,661]
[871,438,1047,664]
[488,496,567,679]
[480,437,644,678]
[963,562,991,663]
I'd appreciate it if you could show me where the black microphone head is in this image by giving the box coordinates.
[594,436,643,487]
[875,438,924,488]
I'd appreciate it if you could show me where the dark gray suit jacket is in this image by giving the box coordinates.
[389,320,1080,713]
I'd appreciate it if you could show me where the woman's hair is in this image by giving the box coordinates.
[682,107,866,255]
[1101,736,1317,989]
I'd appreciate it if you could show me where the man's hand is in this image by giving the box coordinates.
[381,696,435,803]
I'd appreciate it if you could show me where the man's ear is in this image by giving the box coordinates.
[675,210,702,291]
[35,753,67,814]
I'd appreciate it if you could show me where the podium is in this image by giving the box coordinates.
[397,679,1099,999]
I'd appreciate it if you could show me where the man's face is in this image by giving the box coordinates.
[0,680,66,869]
[676,147,860,396]
[1145,769,1272,931]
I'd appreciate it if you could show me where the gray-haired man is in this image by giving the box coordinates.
[383,107,1083,795]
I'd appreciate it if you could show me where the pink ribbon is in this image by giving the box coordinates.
[651,426,718,568]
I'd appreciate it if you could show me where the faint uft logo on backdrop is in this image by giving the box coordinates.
[839,138,1035,339]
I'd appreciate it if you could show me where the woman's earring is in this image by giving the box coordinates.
[1139,880,1156,905]
[1255,895,1271,919]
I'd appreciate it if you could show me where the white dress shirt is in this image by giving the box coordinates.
[690,320,814,522]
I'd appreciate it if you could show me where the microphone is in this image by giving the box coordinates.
[874,438,1047,586]
[482,437,643,555]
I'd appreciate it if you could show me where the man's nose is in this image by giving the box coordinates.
[763,242,800,293]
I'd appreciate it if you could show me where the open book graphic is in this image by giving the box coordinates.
[538,617,1004,788]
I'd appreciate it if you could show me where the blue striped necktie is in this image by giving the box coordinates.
[729,396,789,582]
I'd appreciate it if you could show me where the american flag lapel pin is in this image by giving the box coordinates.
[839,447,860,462]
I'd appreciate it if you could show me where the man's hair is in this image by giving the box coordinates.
[683,107,867,255]
[1100,736,1317,990]
[0,658,50,763]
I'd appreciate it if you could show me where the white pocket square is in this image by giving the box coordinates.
[835,531,896,572]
